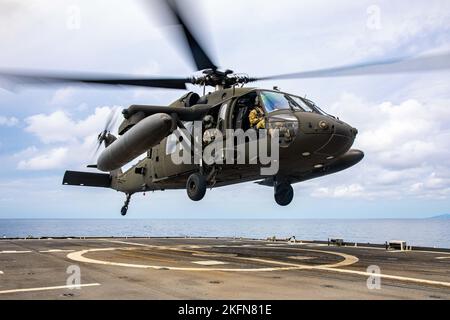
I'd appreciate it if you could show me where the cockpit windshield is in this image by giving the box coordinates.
[260,90,324,114]
[288,95,316,113]
[302,98,329,116]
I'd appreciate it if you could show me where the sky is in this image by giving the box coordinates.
[0,0,449,219]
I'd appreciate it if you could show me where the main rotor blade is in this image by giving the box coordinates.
[0,70,190,90]
[253,52,450,81]
[153,0,218,71]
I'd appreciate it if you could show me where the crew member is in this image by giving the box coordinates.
[249,97,266,130]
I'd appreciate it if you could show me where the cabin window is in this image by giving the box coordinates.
[218,103,228,131]
[166,133,177,155]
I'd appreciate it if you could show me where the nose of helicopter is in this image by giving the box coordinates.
[292,112,358,161]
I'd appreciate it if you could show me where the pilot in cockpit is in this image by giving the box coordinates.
[248,96,266,130]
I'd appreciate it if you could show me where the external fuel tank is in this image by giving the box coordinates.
[97,113,173,172]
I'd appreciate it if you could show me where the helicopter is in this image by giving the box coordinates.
[1,0,449,216]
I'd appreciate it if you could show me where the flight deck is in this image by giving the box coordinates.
[0,237,449,299]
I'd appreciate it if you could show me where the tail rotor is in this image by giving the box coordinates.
[92,108,121,160]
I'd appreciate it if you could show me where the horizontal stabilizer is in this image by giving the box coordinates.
[62,171,111,188]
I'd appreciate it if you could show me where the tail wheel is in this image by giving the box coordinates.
[274,183,294,206]
[186,173,207,201]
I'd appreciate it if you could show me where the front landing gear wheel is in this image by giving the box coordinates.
[121,206,128,216]
[187,173,207,201]
[274,183,294,206]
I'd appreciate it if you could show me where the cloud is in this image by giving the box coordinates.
[12,146,38,158]
[49,87,76,106]
[409,172,450,199]
[18,106,122,170]
[311,184,366,199]
[0,116,19,127]
[17,147,68,170]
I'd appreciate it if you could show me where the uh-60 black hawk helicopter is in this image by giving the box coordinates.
[2,0,449,215]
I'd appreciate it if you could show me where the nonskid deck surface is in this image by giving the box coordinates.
[0,237,449,299]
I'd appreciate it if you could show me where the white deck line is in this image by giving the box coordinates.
[0,283,101,295]
[0,250,32,254]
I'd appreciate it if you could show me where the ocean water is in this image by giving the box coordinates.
[0,219,449,248]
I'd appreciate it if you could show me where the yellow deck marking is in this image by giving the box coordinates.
[68,248,302,272]
[192,260,228,266]
[192,253,237,258]
[0,283,100,295]
[67,245,357,272]
[102,239,356,267]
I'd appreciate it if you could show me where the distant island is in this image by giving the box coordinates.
[428,214,450,219]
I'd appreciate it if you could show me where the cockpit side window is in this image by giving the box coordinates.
[218,102,228,132]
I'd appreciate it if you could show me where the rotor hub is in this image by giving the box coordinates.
[190,69,252,89]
